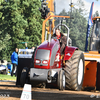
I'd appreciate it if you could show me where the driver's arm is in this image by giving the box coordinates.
[61,36,67,45]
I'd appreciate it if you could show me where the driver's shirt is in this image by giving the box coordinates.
[56,34,61,39]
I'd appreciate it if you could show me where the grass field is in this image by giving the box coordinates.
[0,74,16,81]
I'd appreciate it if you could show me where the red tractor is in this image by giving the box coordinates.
[20,15,85,91]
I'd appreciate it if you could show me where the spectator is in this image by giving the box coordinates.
[11,48,18,77]
[25,42,28,49]
[31,46,35,50]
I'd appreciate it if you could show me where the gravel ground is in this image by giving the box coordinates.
[0,81,100,100]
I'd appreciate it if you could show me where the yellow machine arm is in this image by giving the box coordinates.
[40,0,71,43]
[40,0,55,42]
[42,15,70,43]
[45,0,54,12]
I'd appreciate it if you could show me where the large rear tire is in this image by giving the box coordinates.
[64,50,84,91]
[20,67,29,87]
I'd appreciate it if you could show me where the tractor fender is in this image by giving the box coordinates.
[64,46,78,60]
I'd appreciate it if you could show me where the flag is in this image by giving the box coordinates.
[85,2,94,52]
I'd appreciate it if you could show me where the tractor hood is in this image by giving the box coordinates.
[34,39,60,69]
[38,39,59,50]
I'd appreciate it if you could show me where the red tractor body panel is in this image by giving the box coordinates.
[38,39,59,50]
[64,46,78,60]
[34,39,61,69]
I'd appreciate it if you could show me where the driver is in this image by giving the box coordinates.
[52,28,67,54]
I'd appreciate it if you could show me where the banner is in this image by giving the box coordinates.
[85,2,94,52]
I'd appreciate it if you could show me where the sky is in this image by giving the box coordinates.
[55,0,100,17]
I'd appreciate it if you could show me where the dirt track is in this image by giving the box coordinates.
[0,81,100,100]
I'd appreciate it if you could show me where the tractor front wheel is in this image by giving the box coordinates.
[20,67,29,87]
[57,70,66,90]
[64,50,84,91]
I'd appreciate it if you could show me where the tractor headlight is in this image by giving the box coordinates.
[42,60,48,64]
[35,59,41,64]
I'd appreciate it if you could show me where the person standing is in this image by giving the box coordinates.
[25,42,28,49]
[11,48,18,77]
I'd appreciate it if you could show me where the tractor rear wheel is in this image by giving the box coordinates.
[64,50,84,91]
[20,67,29,87]
[57,70,66,90]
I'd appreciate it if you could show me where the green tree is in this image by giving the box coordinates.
[93,11,99,17]
[69,9,87,50]
[58,0,87,51]
[74,0,88,16]
[0,0,11,60]
[0,0,43,61]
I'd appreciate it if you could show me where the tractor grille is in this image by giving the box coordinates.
[35,49,50,66]
[36,49,50,60]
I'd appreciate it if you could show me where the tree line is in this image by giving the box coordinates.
[0,0,43,61]
[0,0,99,61]
[56,0,99,51]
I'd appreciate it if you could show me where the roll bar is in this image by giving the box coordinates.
[42,15,70,43]
[53,23,70,46]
